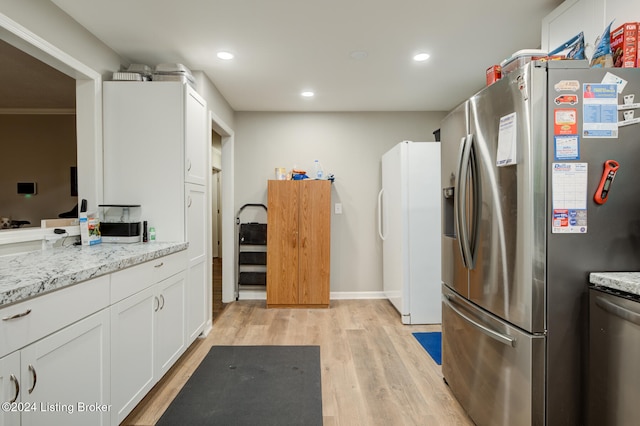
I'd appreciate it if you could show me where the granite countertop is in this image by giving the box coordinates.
[0,241,188,308]
[589,272,640,297]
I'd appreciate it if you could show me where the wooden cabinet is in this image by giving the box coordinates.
[266,180,331,308]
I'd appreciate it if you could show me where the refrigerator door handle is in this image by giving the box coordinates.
[377,188,386,240]
[467,136,479,270]
[444,294,516,347]
[595,295,640,326]
[455,134,475,270]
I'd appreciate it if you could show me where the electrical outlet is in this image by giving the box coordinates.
[334,203,343,214]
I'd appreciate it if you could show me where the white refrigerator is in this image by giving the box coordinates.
[378,141,441,324]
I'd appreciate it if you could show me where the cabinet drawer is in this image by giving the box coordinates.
[151,251,187,284]
[110,251,187,304]
[111,260,155,304]
[0,275,110,358]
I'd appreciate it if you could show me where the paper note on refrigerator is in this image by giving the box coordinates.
[496,112,517,167]
[552,162,588,233]
[582,83,618,138]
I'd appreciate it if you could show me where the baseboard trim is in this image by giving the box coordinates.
[235,290,388,301]
[330,291,387,300]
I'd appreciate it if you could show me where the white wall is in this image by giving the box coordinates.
[193,71,235,131]
[235,111,446,294]
[0,0,122,79]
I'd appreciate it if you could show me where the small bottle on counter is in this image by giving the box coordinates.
[149,227,156,241]
[143,221,148,242]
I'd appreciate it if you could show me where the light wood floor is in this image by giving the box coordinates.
[122,297,473,426]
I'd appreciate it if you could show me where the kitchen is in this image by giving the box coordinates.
[2,0,640,425]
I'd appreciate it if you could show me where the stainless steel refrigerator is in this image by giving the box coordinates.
[440,61,640,426]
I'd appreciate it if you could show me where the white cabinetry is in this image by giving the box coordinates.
[0,276,111,426]
[0,352,21,426]
[542,0,640,55]
[103,81,210,341]
[186,183,207,340]
[20,310,110,426]
[109,252,187,426]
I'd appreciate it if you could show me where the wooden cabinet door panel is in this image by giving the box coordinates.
[299,181,331,305]
[267,181,300,305]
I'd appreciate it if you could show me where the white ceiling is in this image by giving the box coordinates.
[14,0,565,112]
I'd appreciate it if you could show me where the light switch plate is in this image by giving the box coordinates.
[334,203,343,214]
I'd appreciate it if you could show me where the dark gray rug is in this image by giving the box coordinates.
[156,345,323,426]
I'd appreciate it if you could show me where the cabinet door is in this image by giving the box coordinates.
[184,88,208,185]
[299,180,331,306]
[267,181,300,306]
[186,184,208,340]
[155,272,186,377]
[110,287,156,425]
[186,260,207,341]
[103,81,185,243]
[0,351,20,426]
[21,309,110,426]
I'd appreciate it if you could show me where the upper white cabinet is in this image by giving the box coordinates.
[103,81,209,242]
[542,0,640,55]
[184,90,208,185]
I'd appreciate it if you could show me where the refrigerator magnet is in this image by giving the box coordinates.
[582,83,618,138]
[554,108,577,135]
[551,163,588,233]
[554,135,580,161]
[554,80,580,92]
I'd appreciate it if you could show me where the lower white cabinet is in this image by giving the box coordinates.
[0,352,21,426]
[0,309,110,426]
[110,271,186,425]
[186,183,207,341]
[1,249,193,426]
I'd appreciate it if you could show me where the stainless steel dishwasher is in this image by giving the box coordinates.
[588,286,640,426]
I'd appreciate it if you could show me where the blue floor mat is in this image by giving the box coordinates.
[412,332,442,365]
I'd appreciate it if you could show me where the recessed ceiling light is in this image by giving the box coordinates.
[349,50,369,60]
[217,51,234,60]
[413,53,430,62]
[301,91,315,98]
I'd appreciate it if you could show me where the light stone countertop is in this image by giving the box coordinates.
[589,272,640,297]
[0,241,188,308]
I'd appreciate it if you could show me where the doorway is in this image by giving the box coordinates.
[211,130,224,320]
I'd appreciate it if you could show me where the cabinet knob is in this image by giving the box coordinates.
[187,159,192,171]
[187,196,193,207]
[159,294,165,310]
